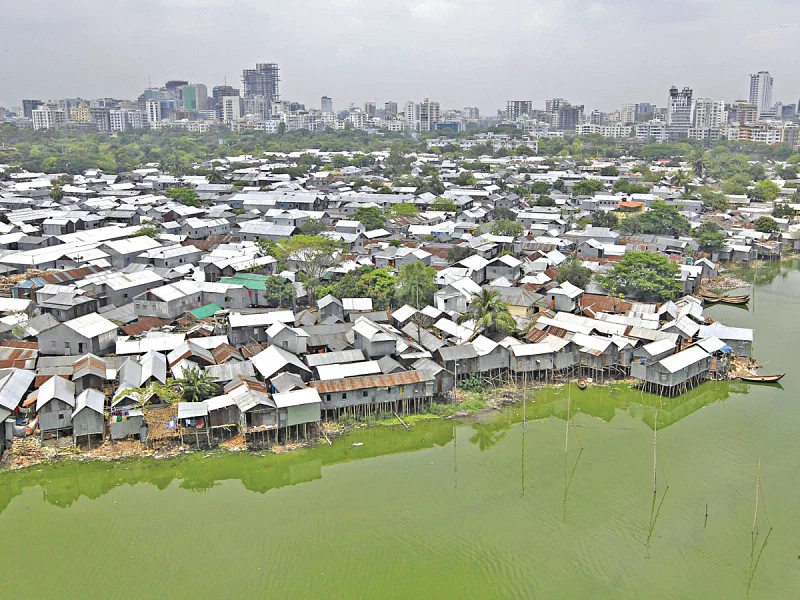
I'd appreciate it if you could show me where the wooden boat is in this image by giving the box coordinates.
[738,373,785,383]
[701,295,722,304]
[576,379,588,390]
[719,295,750,305]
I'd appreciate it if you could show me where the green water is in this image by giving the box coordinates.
[3,262,800,599]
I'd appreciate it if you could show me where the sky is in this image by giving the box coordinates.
[1,0,799,114]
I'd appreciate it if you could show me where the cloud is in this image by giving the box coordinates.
[409,1,459,21]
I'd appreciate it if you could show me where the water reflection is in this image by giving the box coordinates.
[0,379,754,514]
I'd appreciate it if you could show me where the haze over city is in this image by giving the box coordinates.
[1,0,798,111]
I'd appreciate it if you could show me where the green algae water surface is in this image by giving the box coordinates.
[2,261,800,599]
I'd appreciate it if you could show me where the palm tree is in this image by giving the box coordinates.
[208,169,226,184]
[671,169,694,199]
[457,289,516,340]
[690,149,706,180]
[175,367,218,402]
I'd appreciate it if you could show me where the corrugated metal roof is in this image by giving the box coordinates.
[658,346,710,373]
[317,360,382,381]
[511,343,555,357]
[72,389,105,417]
[438,345,478,361]
[310,370,434,394]
[698,325,754,342]
[305,349,365,368]
[272,388,322,408]
[178,402,209,419]
[0,369,36,411]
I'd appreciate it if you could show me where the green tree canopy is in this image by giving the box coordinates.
[555,256,593,289]
[490,219,525,237]
[599,165,620,176]
[573,179,605,196]
[692,222,727,252]
[175,367,218,403]
[748,179,781,202]
[164,187,202,207]
[530,181,551,195]
[491,207,516,221]
[430,197,458,212]
[457,289,516,339]
[599,251,682,302]
[773,203,796,218]
[754,216,780,233]
[618,200,690,235]
[387,202,420,219]
[299,219,327,235]
[591,211,618,229]
[395,262,437,309]
[352,206,386,230]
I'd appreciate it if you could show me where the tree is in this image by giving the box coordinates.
[598,251,682,302]
[490,219,524,237]
[299,219,327,235]
[552,179,566,192]
[387,202,420,219]
[773,203,796,218]
[447,245,476,264]
[175,366,218,402]
[264,276,294,307]
[395,262,436,309]
[555,256,593,289]
[573,179,605,196]
[530,181,551,195]
[457,289,516,339]
[698,187,729,212]
[352,206,386,230]
[591,211,618,228]
[416,174,445,196]
[207,169,227,184]
[618,200,690,235]
[274,234,344,281]
[599,165,619,176]
[164,187,202,207]
[613,179,649,194]
[776,164,798,180]
[754,216,780,233]
[430,197,458,212]
[491,207,516,221]
[50,183,64,202]
[133,220,162,241]
[534,195,555,207]
[454,171,476,186]
[693,222,727,252]
[748,179,781,202]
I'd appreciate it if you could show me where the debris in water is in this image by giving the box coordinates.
[352,442,364,447]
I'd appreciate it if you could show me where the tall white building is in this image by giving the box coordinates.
[620,104,637,125]
[221,96,242,123]
[749,71,773,117]
[31,106,66,130]
[693,98,726,128]
[110,109,146,131]
[667,86,693,139]
[146,100,162,124]
[321,96,333,113]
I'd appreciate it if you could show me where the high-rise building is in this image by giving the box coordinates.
[146,100,162,124]
[364,102,376,118]
[506,100,532,120]
[545,98,568,113]
[22,99,44,119]
[321,96,333,113]
[69,105,91,123]
[666,86,693,139]
[417,98,440,132]
[384,101,398,116]
[463,107,480,119]
[212,86,239,116]
[693,98,726,128]
[621,104,637,125]
[749,71,773,117]
[242,63,280,101]
[733,100,758,124]
[589,110,604,126]
[31,106,66,130]
[221,96,243,123]
[243,96,270,119]
[165,80,188,94]
[90,107,111,132]
[550,102,584,131]
[181,84,208,111]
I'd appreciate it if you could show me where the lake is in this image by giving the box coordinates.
[2,261,799,599]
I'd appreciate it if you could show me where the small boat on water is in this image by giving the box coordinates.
[719,295,750,305]
[738,373,785,383]
[576,379,588,390]
[702,295,722,304]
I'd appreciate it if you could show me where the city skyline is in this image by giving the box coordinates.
[1,1,798,112]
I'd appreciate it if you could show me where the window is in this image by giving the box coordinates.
[65,341,70,352]
[342,393,347,399]
[363,391,368,397]
[59,414,64,420]
[51,341,56,350]
[326,394,331,402]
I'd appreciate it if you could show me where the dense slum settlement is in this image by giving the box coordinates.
[0,147,775,457]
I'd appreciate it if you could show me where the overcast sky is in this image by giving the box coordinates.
[2,0,799,113]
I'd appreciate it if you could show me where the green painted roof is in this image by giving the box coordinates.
[190,303,223,320]
[220,276,266,291]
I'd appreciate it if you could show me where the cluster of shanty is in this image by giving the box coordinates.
[0,160,762,452]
